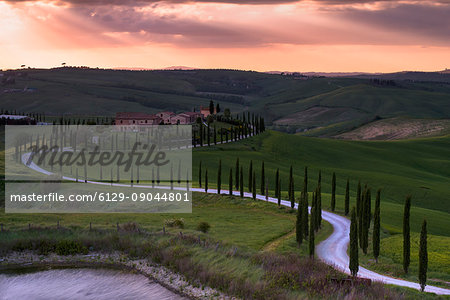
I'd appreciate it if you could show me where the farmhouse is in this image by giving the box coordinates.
[200,106,216,118]
[115,112,162,131]
[158,111,176,123]
[115,109,205,129]
[170,112,202,124]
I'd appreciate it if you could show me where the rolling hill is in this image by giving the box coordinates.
[192,130,450,236]
[1,68,449,138]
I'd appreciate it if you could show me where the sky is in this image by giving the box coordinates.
[1,0,449,72]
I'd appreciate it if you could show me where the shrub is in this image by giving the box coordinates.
[121,222,140,232]
[197,222,211,233]
[55,240,88,255]
[36,239,56,255]
[164,218,185,229]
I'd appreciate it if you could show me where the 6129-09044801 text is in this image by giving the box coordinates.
[9,192,191,203]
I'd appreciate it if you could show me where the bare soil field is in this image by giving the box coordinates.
[336,117,450,140]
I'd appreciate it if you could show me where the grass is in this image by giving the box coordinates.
[1,192,408,300]
[3,68,450,137]
[192,130,450,235]
[189,130,450,286]
[357,232,450,287]
[0,192,296,251]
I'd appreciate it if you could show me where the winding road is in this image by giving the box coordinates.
[20,152,450,295]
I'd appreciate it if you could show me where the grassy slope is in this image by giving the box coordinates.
[191,131,450,285]
[1,69,246,116]
[0,194,436,299]
[192,131,450,236]
[2,69,450,138]
[0,193,340,299]
[0,193,297,252]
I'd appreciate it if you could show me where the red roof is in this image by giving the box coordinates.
[182,112,202,116]
[116,112,159,120]
[159,111,175,116]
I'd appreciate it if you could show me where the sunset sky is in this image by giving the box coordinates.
[1,0,449,72]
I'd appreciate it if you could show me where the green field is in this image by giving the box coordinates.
[0,193,427,299]
[0,193,297,251]
[188,131,450,287]
[0,193,348,299]
[2,68,450,137]
[192,131,450,227]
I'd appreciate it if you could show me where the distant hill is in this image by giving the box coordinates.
[1,68,449,137]
[355,71,450,83]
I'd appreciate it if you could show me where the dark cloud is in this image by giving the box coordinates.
[4,0,449,48]
[0,0,415,5]
[341,4,450,46]
[2,0,300,5]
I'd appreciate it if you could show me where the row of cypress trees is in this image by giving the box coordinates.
[199,159,430,292]
[194,113,266,147]
[200,159,429,291]
[349,186,381,276]
[350,193,428,292]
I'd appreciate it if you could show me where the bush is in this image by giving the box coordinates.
[164,218,185,229]
[121,222,140,232]
[197,222,211,233]
[55,240,88,256]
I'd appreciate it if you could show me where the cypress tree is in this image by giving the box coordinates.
[289,166,295,209]
[302,190,309,238]
[419,219,428,292]
[275,168,279,198]
[356,180,361,219]
[349,207,359,277]
[359,186,366,249]
[252,171,256,200]
[373,189,381,263]
[205,169,208,193]
[318,171,322,227]
[403,195,411,274]
[331,172,336,211]
[200,125,203,146]
[362,188,370,254]
[303,166,308,198]
[277,178,281,207]
[240,167,244,197]
[261,161,265,195]
[248,160,253,193]
[345,178,350,216]
[207,126,210,146]
[309,206,315,258]
[314,189,320,231]
[367,187,372,224]
[199,161,202,188]
[209,100,214,114]
[296,195,303,244]
[217,160,221,194]
[235,158,239,190]
[265,178,269,200]
[229,168,233,195]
